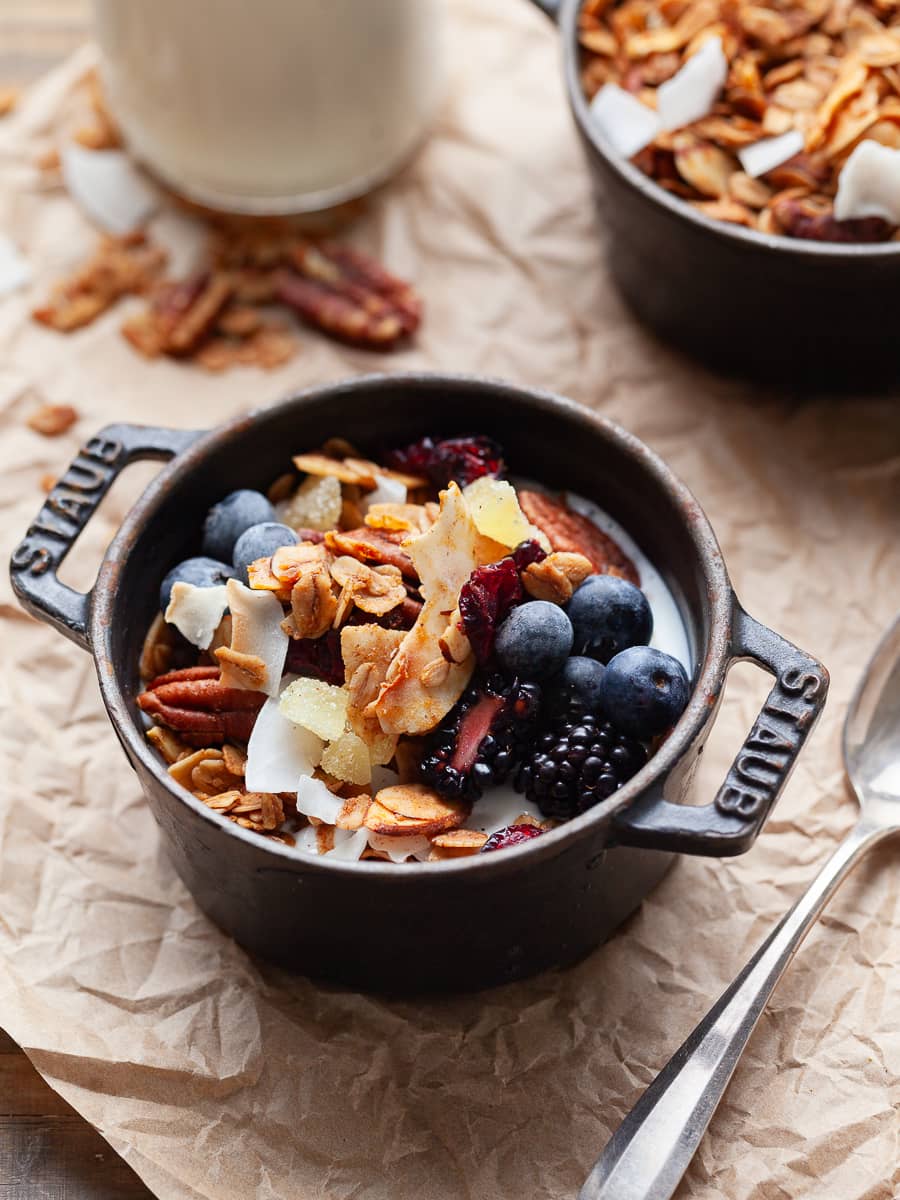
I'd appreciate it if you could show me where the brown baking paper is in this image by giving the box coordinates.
[1,3,899,1197]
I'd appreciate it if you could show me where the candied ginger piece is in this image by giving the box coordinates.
[463,477,550,551]
[320,730,372,785]
[278,474,342,532]
[280,677,349,742]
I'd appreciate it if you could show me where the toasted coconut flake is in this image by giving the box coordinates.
[589,83,662,156]
[657,36,728,131]
[738,130,805,177]
[293,452,375,487]
[61,145,158,234]
[217,580,288,697]
[164,582,229,650]
[364,473,408,509]
[326,827,369,860]
[834,138,900,221]
[245,690,323,792]
[375,483,503,736]
[0,235,31,297]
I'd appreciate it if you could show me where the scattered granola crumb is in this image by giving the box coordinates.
[27,404,78,437]
[39,472,57,493]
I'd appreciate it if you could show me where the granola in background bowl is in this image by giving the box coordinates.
[580,0,900,241]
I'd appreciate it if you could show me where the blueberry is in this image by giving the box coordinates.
[599,646,689,740]
[159,556,236,613]
[495,601,573,681]
[201,489,276,561]
[233,522,299,581]
[545,656,607,720]
[567,574,653,664]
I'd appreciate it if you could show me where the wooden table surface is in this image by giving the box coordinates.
[1,14,153,1200]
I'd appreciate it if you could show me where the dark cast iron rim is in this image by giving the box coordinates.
[553,0,900,262]
[90,372,733,879]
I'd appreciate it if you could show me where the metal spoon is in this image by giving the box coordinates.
[580,614,900,1200]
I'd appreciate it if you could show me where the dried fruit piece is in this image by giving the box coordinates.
[285,629,345,685]
[279,677,349,742]
[385,435,504,490]
[463,477,550,551]
[458,557,523,664]
[278,474,343,532]
[320,730,372,785]
[481,824,545,853]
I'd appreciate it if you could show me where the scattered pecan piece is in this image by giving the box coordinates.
[34,233,167,332]
[123,271,234,358]
[522,551,594,604]
[275,240,421,349]
[138,666,265,744]
[518,492,639,585]
[26,404,78,438]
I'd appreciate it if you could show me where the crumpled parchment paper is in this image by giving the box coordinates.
[0,3,898,1197]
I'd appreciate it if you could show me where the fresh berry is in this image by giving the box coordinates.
[459,557,523,664]
[159,556,236,613]
[232,522,299,581]
[600,646,689,740]
[420,676,542,802]
[481,823,545,853]
[385,435,504,489]
[285,630,344,685]
[545,656,607,721]
[511,538,547,571]
[567,574,653,664]
[516,714,647,820]
[495,601,573,681]
[201,489,275,561]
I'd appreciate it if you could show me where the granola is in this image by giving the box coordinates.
[138,432,691,862]
[579,0,900,240]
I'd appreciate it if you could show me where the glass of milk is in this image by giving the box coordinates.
[92,0,445,214]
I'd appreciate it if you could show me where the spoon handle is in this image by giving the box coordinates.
[579,818,887,1200]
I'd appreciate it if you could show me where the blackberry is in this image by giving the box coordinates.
[420,676,542,802]
[515,714,647,820]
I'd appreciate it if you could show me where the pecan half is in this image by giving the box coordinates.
[122,271,234,358]
[275,241,421,349]
[137,666,265,744]
[518,492,639,585]
[324,526,417,581]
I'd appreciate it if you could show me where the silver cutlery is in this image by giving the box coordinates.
[580,614,900,1200]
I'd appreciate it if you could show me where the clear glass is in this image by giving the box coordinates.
[93,0,445,214]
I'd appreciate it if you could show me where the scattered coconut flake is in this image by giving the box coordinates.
[834,139,900,223]
[296,776,344,825]
[657,36,728,132]
[366,832,432,863]
[589,83,661,158]
[0,235,31,297]
[245,688,323,793]
[280,677,350,742]
[220,579,288,697]
[294,825,322,856]
[164,581,229,650]
[370,765,400,794]
[61,144,158,235]
[738,130,805,180]
[325,827,369,860]
[364,473,407,511]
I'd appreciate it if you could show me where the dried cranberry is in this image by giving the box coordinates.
[458,557,522,664]
[511,539,547,571]
[481,824,544,853]
[385,435,504,489]
[285,630,344,685]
